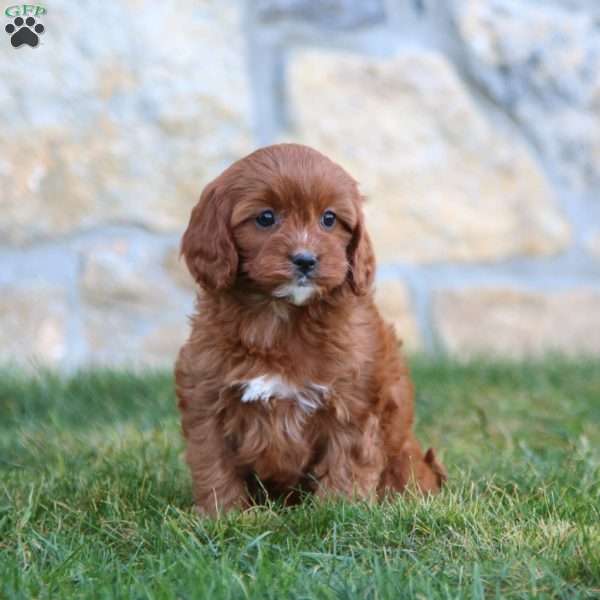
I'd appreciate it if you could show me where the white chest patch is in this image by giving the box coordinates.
[239,374,328,413]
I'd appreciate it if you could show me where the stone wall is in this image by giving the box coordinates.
[1,0,599,368]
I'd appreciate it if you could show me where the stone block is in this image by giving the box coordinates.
[433,286,600,356]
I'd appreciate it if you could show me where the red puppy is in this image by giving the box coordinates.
[175,143,446,515]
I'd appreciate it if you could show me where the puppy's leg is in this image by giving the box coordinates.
[313,415,385,501]
[185,417,248,516]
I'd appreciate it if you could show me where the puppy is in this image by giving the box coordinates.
[175,143,446,515]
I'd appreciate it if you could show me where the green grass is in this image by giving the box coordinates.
[1,358,599,599]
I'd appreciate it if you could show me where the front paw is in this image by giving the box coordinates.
[194,494,248,518]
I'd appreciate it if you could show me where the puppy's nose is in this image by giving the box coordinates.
[291,252,317,275]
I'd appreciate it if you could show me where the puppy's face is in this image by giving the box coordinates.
[231,176,357,305]
[182,144,375,304]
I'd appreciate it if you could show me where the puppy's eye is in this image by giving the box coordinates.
[256,210,276,228]
[321,210,337,230]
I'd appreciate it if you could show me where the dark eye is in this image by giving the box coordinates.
[321,210,336,230]
[256,210,276,228]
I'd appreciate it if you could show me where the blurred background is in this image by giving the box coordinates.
[1,0,600,369]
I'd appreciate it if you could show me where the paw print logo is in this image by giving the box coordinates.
[5,16,44,48]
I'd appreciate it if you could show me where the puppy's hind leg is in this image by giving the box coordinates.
[314,415,385,501]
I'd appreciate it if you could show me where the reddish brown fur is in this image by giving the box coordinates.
[175,143,446,515]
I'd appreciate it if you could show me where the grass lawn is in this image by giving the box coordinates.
[1,358,599,599]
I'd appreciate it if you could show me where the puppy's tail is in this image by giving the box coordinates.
[424,447,448,489]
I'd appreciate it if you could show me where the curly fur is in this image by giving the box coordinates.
[175,143,446,515]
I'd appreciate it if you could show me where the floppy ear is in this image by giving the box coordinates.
[180,180,238,292]
[347,204,375,295]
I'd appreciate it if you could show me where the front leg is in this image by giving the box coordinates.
[176,351,248,516]
[313,415,385,501]
[185,416,248,516]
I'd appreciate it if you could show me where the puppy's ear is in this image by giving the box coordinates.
[347,203,375,295]
[181,180,238,291]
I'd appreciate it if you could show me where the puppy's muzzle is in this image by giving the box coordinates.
[290,252,318,277]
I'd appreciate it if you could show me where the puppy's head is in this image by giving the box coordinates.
[181,144,374,304]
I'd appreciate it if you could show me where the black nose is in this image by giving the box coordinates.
[291,252,317,275]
